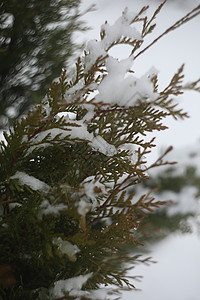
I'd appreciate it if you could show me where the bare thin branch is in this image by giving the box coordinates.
[135,5,200,59]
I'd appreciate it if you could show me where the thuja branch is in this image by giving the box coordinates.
[91,107,132,123]
[134,5,200,59]
[146,145,177,171]
[96,174,134,212]
[9,80,93,171]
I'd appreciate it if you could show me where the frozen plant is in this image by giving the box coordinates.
[1,2,200,299]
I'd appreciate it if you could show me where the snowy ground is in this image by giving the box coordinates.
[79,1,200,299]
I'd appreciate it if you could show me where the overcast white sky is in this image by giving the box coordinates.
[79,1,200,299]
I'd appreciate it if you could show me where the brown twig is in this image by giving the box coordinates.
[13,227,29,264]
[146,145,176,171]
[135,5,200,60]
[96,173,133,212]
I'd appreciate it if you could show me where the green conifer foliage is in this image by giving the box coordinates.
[0,2,200,299]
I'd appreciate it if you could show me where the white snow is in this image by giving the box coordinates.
[100,7,141,49]
[50,273,114,299]
[55,111,77,120]
[82,8,158,107]
[52,237,80,262]
[32,121,117,157]
[82,175,106,201]
[10,171,50,192]
[77,176,107,216]
[77,199,92,217]
[94,55,158,106]
[50,272,93,299]
[39,199,67,218]
[84,39,107,71]
[92,135,117,156]
[83,7,142,72]
[81,8,158,111]
[118,143,138,164]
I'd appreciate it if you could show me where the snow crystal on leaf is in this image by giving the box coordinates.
[10,171,50,192]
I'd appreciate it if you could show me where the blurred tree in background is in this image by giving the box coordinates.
[132,144,200,250]
[0,0,88,129]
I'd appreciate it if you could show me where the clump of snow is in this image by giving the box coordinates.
[118,143,138,164]
[50,273,93,299]
[39,199,67,218]
[9,202,22,210]
[32,121,117,157]
[49,277,118,300]
[84,39,107,71]
[55,111,77,120]
[77,199,92,217]
[101,7,141,48]
[92,135,117,156]
[95,56,158,106]
[84,7,142,71]
[77,176,107,216]
[10,171,50,192]
[52,237,80,262]
[82,175,106,202]
[82,8,159,107]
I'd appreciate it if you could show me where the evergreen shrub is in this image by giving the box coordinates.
[1,2,200,299]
